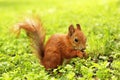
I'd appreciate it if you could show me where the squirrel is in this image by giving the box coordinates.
[13,16,87,69]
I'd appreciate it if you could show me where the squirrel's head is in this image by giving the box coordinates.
[68,24,87,51]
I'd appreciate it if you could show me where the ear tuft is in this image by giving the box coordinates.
[76,24,81,30]
[68,24,75,36]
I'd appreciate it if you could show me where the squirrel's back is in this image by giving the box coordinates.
[43,34,69,68]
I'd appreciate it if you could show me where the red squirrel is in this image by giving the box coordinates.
[14,16,87,69]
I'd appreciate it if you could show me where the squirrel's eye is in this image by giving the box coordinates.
[74,38,79,43]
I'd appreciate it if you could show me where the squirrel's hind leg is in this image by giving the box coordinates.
[42,52,62,69]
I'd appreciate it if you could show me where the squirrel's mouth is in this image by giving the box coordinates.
[81,49,85,52]
[80,48,86,52]
[74,47,86,52]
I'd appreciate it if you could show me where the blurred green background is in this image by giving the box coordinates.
[0,0,120,80]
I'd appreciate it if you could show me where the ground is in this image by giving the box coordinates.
[0,0,120,80]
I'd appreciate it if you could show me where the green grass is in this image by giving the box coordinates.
[0,0,120,80]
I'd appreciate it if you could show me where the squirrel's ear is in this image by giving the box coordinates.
[76,24,81,30]
[68,24,75,36]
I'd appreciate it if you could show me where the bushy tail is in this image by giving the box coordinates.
[13,16,45,62]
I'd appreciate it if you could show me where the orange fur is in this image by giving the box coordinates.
[14,16,87,69]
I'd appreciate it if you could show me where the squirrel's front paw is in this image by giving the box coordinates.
[77,51,88,59]
[77,51,84,58]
